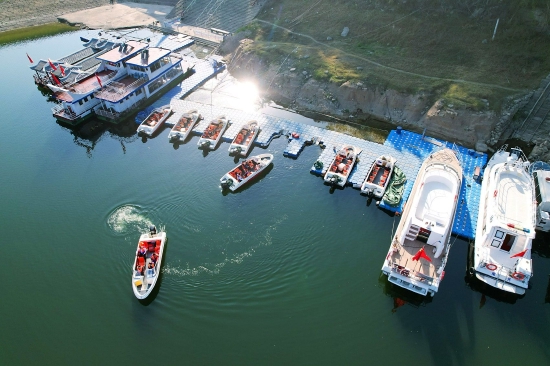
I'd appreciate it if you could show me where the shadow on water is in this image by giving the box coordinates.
[137,239,168,307]
[57,117,141,156]
[377,273,432,311]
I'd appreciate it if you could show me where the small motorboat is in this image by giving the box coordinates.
[197,116,229,150]
[228,120,260,156]
[132,225,166,300]
[323,145,360,187]
[360,155,397,198]
[168,109,201,143]
[220,153,274,191]
[137,105,171,137]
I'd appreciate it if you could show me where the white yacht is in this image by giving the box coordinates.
[136,105,171,136]
[228,121,260,156]
[323,145,360,187]
[220,154,273,191]
[472,146,535,295]
[167,109,201,142]
[532,168,550,232]
[381,148,462,297]
[132,225,166,300]
[197,116,229,150]
[360,155,397,198]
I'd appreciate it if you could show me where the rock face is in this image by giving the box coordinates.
[228,51,512,149]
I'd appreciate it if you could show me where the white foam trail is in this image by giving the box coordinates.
[162,214,287,277]
[107,204,153,235]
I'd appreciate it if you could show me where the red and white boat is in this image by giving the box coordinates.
[136,105,171,136]
[132,225,166,300]
[197,116,229,150]
[167,109,201,142]
[228,121,260,156]
[220,154,274,191]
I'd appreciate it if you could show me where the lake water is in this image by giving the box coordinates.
[1,31,549,365]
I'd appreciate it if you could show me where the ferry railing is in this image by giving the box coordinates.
[95,108,119,120]
[70,70,118,94]
[51,104,78,120]
[390,263,434,286]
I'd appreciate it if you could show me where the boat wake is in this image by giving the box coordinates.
[107,204,154,236]
[162,214,288,277]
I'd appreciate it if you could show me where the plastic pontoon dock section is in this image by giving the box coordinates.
[138,101,486,241]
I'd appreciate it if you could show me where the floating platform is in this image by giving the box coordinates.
[138,94,486,241]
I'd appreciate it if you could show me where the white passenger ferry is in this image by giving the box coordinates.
[132,225,166,300]
[168,109,201,143]
[360,155,397,198]
[381,148,462,297]
[472,146,535,295]
[323,145,360,187]
[228,121,260,156]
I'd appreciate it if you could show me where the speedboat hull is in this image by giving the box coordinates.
[360,155,396,198]
[136,105,171,137]
[132,230,166,300]
[228,121,260,156]
[197,116,229,150]
[323,145,360,187]
[220,153,274,191]
[168,109,201,142]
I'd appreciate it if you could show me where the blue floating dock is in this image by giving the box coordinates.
[137,66,486,240]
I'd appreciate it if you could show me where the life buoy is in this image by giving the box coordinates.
[485,263,497,271]
[511,272,525,281]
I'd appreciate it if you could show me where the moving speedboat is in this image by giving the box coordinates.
[472,145,535,295]
[136,105,171,137]
[220,154,274,191]
[168,109,201,143]
[197,116,229,150]
[228,121,260,156]
[132,225,166,300]
[323,145,360,187]
[381,148,462,297]
[361,155,397,198]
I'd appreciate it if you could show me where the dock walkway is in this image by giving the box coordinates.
[136,72,486,241]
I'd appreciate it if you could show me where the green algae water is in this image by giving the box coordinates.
[1,31,550,365]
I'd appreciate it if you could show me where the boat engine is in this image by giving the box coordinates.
[149,225,157,237]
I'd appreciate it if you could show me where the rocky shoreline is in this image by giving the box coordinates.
[225,40,541,157]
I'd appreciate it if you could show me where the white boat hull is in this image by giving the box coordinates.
[228,121,260,156]
[198,116,229,150]
[168,109,201,142]
[323,145,360,187]
[381,148,462,297]
[132,231,166,300]
[360,155,396,198]
[136,105,171,137]
[472,146,535,295]
[220,153,274,191]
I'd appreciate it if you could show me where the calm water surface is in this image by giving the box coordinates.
[1,31,549,365]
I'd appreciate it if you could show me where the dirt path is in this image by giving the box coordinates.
[256,19,525,93]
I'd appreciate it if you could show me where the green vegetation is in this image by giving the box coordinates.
[0,23,77,46]
[243,0,550,111]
